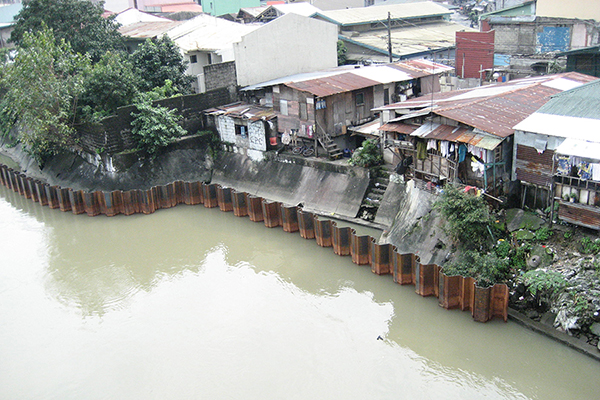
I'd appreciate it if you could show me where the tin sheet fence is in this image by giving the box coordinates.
[0,163,508,323]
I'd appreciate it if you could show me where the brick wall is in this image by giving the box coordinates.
[77,87,235,155]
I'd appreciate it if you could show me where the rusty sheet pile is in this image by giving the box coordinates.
[0,163,508,323]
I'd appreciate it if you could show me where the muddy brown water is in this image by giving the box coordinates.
[1,184,599,399]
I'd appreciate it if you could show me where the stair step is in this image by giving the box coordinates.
[370,188,386,196]
[366,193,383,201]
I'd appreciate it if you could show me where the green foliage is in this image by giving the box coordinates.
[493,240,511,258]
[443,250,510,287]
[0,26,90,163]
[79,51,140,119]
[131,36,194,94]
[349,139,382,168]
[521,270,567,298]
[511,242,531,270]
[130,98,187,156]
[197,130,221,158]
[337,40,348,66]
[580,237,600,254]
[11,0,124,62]
[535,226,553,242]
[435,184,494,251]
[563,231,573,240]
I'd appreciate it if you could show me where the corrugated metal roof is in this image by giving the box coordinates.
[384,120,502,149]
[204,102,276,121]
[348,119,381,136]
[314,1,451,26]
[285,72,380,97]
[115,8,171,26]
[119,14,258,52]
[271,2,321,17]
[535,79,600,119]
[514,113,600,141]
[377,72,598,138]
[379,122,418,134]
[245,60,451,94]
[238,6,269,18]
[341,21,476,58]
[119,20,183,39]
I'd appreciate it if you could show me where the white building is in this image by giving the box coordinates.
[233,13,338,87]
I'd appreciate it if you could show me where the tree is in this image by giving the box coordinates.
[10,0,124,62]
[131,36,194,94]
[79,51,140,119]
[1,26,90,163]
[434,184,494,251]
[130,95,187,156]
[337,40,348,66]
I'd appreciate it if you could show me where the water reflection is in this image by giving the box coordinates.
[1,185,600,399]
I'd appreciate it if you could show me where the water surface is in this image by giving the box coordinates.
[1,185,599,399]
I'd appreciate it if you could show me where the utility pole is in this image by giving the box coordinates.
[387,12,392,63]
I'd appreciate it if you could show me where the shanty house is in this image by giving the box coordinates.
[241,60,453,159]
[204,103,277,161]
[374,72,596,194]
[512,78,600,228]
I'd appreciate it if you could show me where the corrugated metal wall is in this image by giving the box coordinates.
[455,31,495,79]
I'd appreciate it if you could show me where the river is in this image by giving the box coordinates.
[1,184,599,400]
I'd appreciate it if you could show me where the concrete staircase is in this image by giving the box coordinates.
[317,132,343,160]
[358,169,392,221]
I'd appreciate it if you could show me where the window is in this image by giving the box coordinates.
[299,102,307,120]
[235,124,247,138]
[355,93,364,106]
[384,88,390,105]
[280,100,288,116]
[189,55,197,64]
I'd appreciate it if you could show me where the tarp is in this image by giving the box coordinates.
[555,138,600,161]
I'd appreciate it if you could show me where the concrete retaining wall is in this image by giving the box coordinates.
[0,161,509,323]
[212,152,370,220]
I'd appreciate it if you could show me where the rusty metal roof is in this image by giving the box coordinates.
[204,102,276,121]
[376,72,598,138]
[285,72,381,97]
[243,60,451,92]
[379,122,418,134]
[390,59,454,78]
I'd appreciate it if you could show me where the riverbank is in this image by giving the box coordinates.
[1,142,599,360]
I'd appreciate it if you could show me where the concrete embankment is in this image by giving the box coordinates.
[0,135,213,192]
[212,152,370,221]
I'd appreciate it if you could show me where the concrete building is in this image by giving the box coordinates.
[0,2,21,48]
[537,0,600,22]
[233,13,337,88]
[119,14,259,92]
